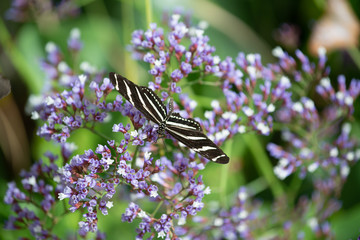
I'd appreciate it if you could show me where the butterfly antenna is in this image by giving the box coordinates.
[166,98,174,120]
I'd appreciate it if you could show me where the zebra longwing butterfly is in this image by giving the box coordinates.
[109,72,229,164]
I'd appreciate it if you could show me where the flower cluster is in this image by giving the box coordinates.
[4,152,65,239]
[268,74,360,191]
[57,127,213,238]
[172,187,263,239]
[122,203,177,239]
[30,30,115,144]
[172,186,341,239]
[5,0,80,22]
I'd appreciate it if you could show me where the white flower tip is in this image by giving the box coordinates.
[267,104,275,113]
[246,54,256,65]
[204,186,211,195]
[80,62,96,73]
[238,209,248,219]
[272,46,284,58]
[307,162,318,172]
[243,107,254,117]
[171,14,181,22]
[53,176,61,183]
[58,193,67,200]
[246,66,256,77]
[45,96,54,106]
[329,148,338,157]
[198,20,209,30]
[45,42,57,53]
[104,157,114,165]
[58,61,69,72]
[344,96,353,106]
[31,111,40,120]
[238,191,247,201]
[130,130,138,137]
[213,56,221,65]
[154,59,162,67]
[106,201,114,209]
[238,125,246,134]
[346,152,354,161]
[237,223,248,233]
[320,77,331,88]
[304,99,315,110]
[292,102,303,113]
[341,165,350,177]
[307,217,318,229]
[214,218,224,226]
[189,100,197,109]
[158,230,166,239]
[28,94,43,107]
[222,112,237,122]
[78,74,87,84]
[138,210,148,218]
[178,217,186,225]
[28,176,36,186]
[317,46,326,56]
[70,28,81,38]
[204,110,214,119]
[257,122,270,135]
[280,76,290,86]
[150,190,158,198]
[144,151,151,160]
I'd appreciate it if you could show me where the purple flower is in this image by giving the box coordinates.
[67,28,83,52]
[171,69,184,82]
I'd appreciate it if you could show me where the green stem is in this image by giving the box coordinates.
[288,175,302,205]
[121,0,138,79]
[83,126,111,141]
[151,200,163,217]
[219,162,229,208]
[145,0,153,27]
[0,19,42,93]
[131,145,140,169]
[242,133,285,198]
[272,122,308,139]
[245,177,268,195]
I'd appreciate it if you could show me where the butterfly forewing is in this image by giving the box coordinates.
[109,72,230,164]
[109,72,167,124]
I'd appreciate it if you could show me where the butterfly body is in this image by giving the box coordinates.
[109,72,229,164]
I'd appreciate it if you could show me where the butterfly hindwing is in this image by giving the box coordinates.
[165,125,229,164]
[167,113,203,132]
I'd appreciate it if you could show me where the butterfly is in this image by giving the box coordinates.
[109,72,229,164]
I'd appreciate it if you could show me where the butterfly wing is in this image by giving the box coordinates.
[166,113,229,164]
[109,72,167,124]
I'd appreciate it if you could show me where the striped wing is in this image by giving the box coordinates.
[109,72,167,124]
[166,114,229,164]
[167,113,202,132]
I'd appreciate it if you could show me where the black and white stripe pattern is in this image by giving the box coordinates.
[109,72,229,164]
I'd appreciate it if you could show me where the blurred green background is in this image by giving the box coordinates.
[0,0,360,239]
